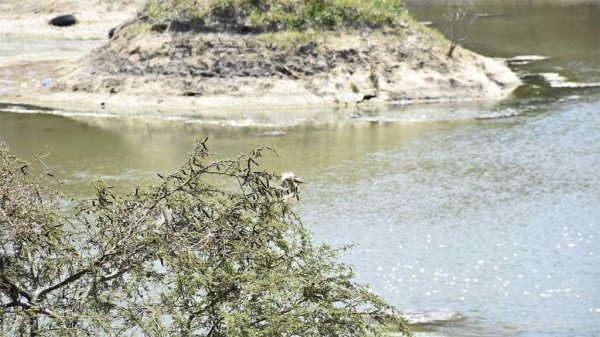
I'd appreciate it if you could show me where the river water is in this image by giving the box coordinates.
[1,0,599,336]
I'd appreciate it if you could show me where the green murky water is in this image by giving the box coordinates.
[1,0,599,336]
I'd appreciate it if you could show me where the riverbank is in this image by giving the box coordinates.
[0,0,521,116]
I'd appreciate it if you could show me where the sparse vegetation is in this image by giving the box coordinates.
[141,0,408,33]
[127,22,154,35]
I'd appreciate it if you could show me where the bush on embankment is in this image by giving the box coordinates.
[141,0,407,33]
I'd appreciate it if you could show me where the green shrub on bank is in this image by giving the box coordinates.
[142,0,407,32]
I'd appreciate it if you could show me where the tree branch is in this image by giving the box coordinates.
[0,275,32,302]
[34,241,129,300]
[2,300,57,318]
[100,267,131,282]
[2,300,28,309]
[34,268,91,301]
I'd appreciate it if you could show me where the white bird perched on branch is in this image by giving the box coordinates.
[281,172,304,203]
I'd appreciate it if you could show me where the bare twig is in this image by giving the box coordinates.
[444,6,476,58]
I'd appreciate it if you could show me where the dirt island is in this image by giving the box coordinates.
[0,0,520,116]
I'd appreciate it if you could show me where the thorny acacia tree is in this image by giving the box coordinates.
[0,140,408,336]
